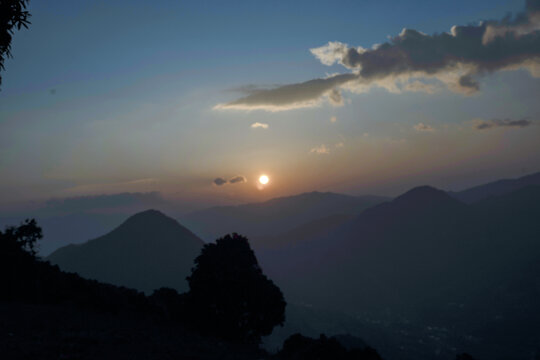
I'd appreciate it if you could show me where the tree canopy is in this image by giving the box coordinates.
[0,0,31,89]
[1,218,42,256]
[186,233,286,343]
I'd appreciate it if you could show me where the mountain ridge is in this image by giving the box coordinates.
[450,171,540,203]
[260,184,540,321]
[180,192,389,241]
[47,209,203,294]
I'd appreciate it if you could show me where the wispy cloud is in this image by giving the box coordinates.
[474,118,533,130]
[216,0,540,112]
[414,122,435,132]
[251,122,269,129]
[310,144,331,155]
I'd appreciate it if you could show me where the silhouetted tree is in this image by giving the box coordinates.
[1,218,42,256]
[186,233,286,343]
[1,218,42,301]
[0,0,31,89]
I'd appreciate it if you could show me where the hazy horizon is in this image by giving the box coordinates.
[0,168,537,216]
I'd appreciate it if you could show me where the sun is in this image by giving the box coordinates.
[259,175,269,185]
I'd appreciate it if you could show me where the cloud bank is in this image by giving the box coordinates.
[216,0,540,112]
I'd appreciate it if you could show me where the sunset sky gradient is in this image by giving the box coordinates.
[1,0,539,210]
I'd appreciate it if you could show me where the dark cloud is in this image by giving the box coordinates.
[216,0,540,111]
[337,13,540,93]
[475,118,533,130]
[458,74,479,92]
[213,176,247,186]
[213,177,227,186]
[482,0,540,44]
[229,175,247,184]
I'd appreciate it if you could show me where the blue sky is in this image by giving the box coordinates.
[1,0,539,209]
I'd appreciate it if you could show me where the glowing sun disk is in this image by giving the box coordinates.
[259,175,269,185]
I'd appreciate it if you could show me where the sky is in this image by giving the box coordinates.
[1,0,539,211]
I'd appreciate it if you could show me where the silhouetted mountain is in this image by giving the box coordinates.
[181,192,389,241]
[260,186,472,309]
[365,185,468,220]
[451,171,540,203]
[259,185,540,359]
[47,210,203,293]
[394,185,464,207]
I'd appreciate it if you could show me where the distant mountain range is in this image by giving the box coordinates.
[46,173,540,307]
[180,192,389,242]
[41,170,540,300]
[43,172,540,359]
[4,171,538,257]
[47,210,203,293]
